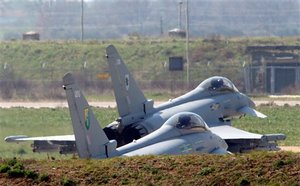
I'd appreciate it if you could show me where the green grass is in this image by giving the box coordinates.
[1,37,300,100]
[1,37,298,103]
[0,106,299,159]
[234,105,300,146]
[0,107,117,159]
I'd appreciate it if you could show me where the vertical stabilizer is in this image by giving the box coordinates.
[63,73,117,158]
[106,45,153,125]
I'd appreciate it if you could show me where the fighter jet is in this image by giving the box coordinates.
[5,45,285,154]
[102,45,285,152]
[5,73,229,158]
[63,73,228,158]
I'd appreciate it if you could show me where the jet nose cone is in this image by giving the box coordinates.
[248,97,255,108]
[238,94,267,118]
[240,93,255,108]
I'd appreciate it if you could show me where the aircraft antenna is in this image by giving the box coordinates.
[81,0,84,41]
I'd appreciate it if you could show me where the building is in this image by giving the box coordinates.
[168,28,186,38]
[22,31,40,40]
[245,45,300,94]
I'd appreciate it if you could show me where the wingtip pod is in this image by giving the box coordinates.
[4,135,28,142]
[63,73,75,86]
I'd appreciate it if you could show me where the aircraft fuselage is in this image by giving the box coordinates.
[106,88,252,146]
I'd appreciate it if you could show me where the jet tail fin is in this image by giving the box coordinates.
[63,73,117,158]
[106,45,154,125]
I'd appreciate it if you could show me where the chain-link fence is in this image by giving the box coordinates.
[0,63,247,100]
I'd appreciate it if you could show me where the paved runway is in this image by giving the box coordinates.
[0,101,116,108]
[279,146,300,152]
[0,100,300,108]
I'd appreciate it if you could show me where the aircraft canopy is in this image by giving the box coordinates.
[199,76,238,92]
[165,112,209,132]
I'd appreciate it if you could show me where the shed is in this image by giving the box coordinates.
[23,31,40,40]
[168,28,186,38]
[245,45,300,94]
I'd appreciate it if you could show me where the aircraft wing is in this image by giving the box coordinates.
[210,126,262,140]
[5,135,75,142]
[5,134,76,154]
[210,126,286,153]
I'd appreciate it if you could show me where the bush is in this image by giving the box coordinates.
[238,178,250,186]
[199,167,215,176]
[7,158,17,166]
[25,170,39,180]
[12,162,24,170]
[7,169,25,178]
[0,164,11,173]
[39,173,50,182]
[1,158,41,181]
[273,160,286,169]
[16,148,27,155]
[61,177,76,186]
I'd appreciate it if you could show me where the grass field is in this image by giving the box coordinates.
[233,105,300,146]
[0,107,117,159]
[0,105,299,159]
[1,37,300,100]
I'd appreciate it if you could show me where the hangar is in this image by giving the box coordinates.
[244,45,300,94]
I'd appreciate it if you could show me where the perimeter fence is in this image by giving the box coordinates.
[0,63,247,100]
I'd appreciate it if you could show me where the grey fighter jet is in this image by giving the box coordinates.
[63,73,229,158]
[103,45,285,152]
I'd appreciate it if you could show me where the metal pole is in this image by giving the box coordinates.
[160,16,163,35]
[178,1,183,29]
[81,0,84,41]
[185,0,190,89]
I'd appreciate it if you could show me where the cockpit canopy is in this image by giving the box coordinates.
[198,76,238,92]
[165,112,209,132]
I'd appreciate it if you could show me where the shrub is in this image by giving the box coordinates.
[12,162,24,170]
[16,148,27,155]
[238,178,250,186]
[0,164,11,173]
[25,170,39,180]
[121,178,129,185]
[39,173,50,182]
[7,169,25,178]
[61,177,76,186]
[273,160,286,169]
[199,167,215,176]
[7,158,17,166]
